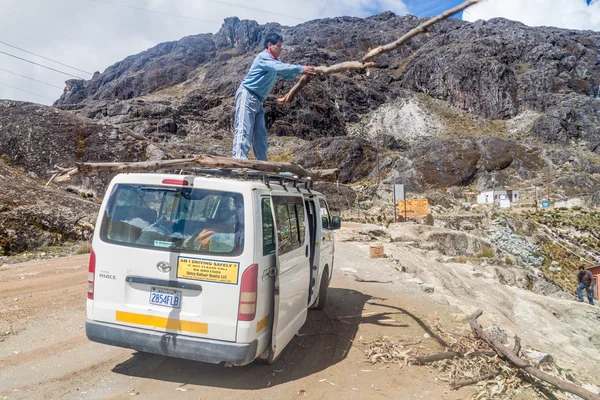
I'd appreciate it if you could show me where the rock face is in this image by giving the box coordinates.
[0,100,153,192]
[0,160,98,256]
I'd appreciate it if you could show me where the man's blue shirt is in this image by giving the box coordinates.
[240,50,303,101]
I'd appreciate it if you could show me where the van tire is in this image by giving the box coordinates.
[312,268,329,310]
[256,345,280,365]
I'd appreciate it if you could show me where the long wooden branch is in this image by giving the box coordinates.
[361,0,483,63]
[468,310,600,400]
[51,155,339,182]
[277,0,483,104]
[277,61,375,104]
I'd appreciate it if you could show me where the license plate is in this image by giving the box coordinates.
[149,287,181,309]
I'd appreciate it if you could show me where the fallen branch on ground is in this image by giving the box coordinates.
[413,350,496,365]
[354,275,393,283]
[277,0,483,104]
[49,155,339,183]
[451,370,503,390]
[468,310,600,400]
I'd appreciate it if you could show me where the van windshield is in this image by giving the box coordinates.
[100,184,244,256]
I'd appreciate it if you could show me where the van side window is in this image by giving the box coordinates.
[272,196,305,255]
[319,199,331,230]
[262,198,275,255]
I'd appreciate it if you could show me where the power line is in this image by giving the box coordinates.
[96,0,308,24]
[204,0,307,22]
[90,0,222,25]
[0,67,64,89]
[0,81,55,101]
[0,50,87,80]
[0,41,92,75]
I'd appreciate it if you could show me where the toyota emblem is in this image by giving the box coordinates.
[156,261,171,273]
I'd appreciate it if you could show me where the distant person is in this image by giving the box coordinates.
[577,266,595,305]
[232,33,317,161]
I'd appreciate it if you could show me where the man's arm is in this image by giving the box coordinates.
[258,57,317,80]
[258,57,303,75]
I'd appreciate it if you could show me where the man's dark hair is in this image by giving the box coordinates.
[264,33,283,49]
[580,266,586,271]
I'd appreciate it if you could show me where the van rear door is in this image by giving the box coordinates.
[90,178,248,343]
[269,194,310,358]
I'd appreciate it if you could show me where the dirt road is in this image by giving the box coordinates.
[0,243,473,400]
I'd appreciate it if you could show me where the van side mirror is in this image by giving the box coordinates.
[331,216,342,230]
[321,216,330,229]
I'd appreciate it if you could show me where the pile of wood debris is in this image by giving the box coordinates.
[362,311,600,400]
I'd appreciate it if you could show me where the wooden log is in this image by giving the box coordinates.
[451,370,502,390]
[468,310,600,400]
[413,350,496,365]
[52,155,339,182]
[277,0,482,104]
[277,62,375,104]
[361,0,483,63]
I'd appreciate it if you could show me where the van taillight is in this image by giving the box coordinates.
[238,264,258,321]
[87,248,96,300]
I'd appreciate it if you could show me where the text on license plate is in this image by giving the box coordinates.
[150,287,181,308]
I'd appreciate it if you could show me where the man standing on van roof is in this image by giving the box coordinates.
[232,33,317,161]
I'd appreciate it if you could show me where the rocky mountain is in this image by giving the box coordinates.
[1,12,600,254]
[0,159,97,256]
[49,14,600,192]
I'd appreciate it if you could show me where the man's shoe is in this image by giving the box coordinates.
[577,299,585,302]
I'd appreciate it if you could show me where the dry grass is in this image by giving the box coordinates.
[75,242,92,255]
[476,246,495,259]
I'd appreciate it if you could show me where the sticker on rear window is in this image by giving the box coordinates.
[155,240,175,248]
[177,257,239,285]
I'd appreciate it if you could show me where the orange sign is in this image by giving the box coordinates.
[398,199,429,216]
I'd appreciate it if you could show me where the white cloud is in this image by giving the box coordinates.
[0,0,407,105]
[463,0,600,31]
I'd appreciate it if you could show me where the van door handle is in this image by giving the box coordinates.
[305,245,309,257]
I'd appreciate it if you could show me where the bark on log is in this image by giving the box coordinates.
[277,0,483,104]
[451,370,502,390]
[51,155,339,183]
[468,310,600,400]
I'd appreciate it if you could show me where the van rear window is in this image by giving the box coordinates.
[100,184,244,255]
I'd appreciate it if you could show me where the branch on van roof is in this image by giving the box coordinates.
[49,155,340,183]
[277,0,483,105]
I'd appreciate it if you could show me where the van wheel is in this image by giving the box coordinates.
[256,345,280,365]
[312,269,329,310]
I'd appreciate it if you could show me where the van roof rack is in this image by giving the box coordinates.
[173,168,314,190]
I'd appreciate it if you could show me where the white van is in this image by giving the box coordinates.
[86,170,341,365]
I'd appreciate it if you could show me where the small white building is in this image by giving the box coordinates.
[477,191,495,204]
[507,190,520,203]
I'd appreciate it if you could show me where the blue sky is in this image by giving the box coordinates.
[406,0,466,18]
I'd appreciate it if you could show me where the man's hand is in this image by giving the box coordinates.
[303,66,317,77]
